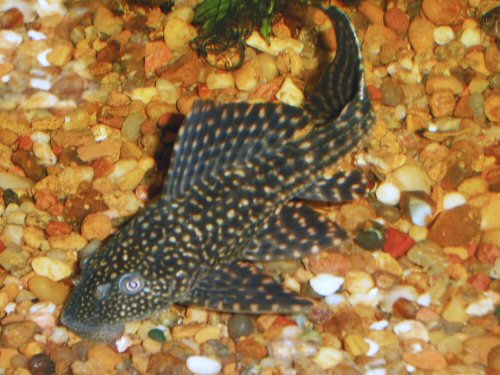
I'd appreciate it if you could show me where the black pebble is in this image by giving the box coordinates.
[28,353,56,375]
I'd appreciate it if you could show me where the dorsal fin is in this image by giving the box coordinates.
[164,101,310,200]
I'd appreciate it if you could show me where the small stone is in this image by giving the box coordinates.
[147,352,187,375]
[227,315,256,340]
[164,18,196,51]
[81,213,112,241]
[407,241,449,275]
[488,345,500,373]
[87,344,122,372]
[402,349,447,371]
[0,245,29,272]
[460,27,482,48]
[144,41,172,76]
[466,296,494,317]
[384,8,409,35]
[148,328,167,342]
[408,17,435,53]
[400,191,435,227]
[309,274,344,296]
[393,320,429,341]
[344,334,369,357]
[309,252,352,276]
[233,61,260,92]
[28,353,56,375]
[345,271,374,294]
[485,92,500,122]
[442,297,468,323]
[0,172,34,190]
[338,203,375,232]
[122,112,145,141]
[390,163,433,194]
[235,337,267,361]
[383,227,415,258]
[77,140,121,162]
[429,90,456,118]
[464,335,500,366]
[428,205,481,247]
[380,80,403,107]
[94,5,123,35]
[1,321,38,349]
[443,192,466,210]
[312,347,343,370]
[354,223,386,251]
[22,92,59,110]
[194,326,220,344]
[28,275,70,305]
[276,77,304,107]
[422,0,464,25]
[426,75,464,96]
[433,26,455,45]
[186,356,221,375]
[31,256,72,282]
[376,181,400,206]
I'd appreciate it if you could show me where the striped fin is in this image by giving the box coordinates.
[295,170,369,202]
[242,201,347,261]
[182,262,312,313]
[304,6,362,123]
[164,101,310,200]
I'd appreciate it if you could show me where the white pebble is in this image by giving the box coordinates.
[0,30,23,49]
[22,91,59,109]
[408,198,433,226]
[33,143,57,167]
[365,338,380,357]
[309,274,344,296]
[433,26,455,45]
[417,293,431,307]
[186,356,222,375]
[393,320,429,342]
[31,131,50,144]
[30,302,56,314]
[35,0,67,17]
[115,335,133,352]
[345,270,374,294]
[49,327,69,344]
[443,192,466,210]
[28,30,47,40]
[325,293,345,307]
[347,287,380,307]
[4,302,16,314]
[369,320,389,330]
[312,347,343,370]
[37,49,52,67]
[394,104,407,120]
[376,181,401,206]
[276,77,304,107]
[206,72,234,90]
[465,297,494,316]
[31,78,52,91]
[460,27,481,48]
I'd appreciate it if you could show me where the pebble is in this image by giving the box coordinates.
[485,92,500,122]
[206,72,235,90]
[422,0,464,25]
[31,256,72,282]
[394,320,429,341]
[403,349,447,371]
[312,347,343,370]
[227,315,256,340]
[408,17,435,53]
[400,191,435,227]
[27,275,69,305]
[87,344,122,372]
[390,163,432,194]
[309,274,344,296]
[460,27,482,48]
[164,18,196,51]
[443,192,466,210]
[442,296,468,324]
[186,355,222,375]
[376,181,400,206]
[466,297,494,316]
[380,285,419,313]
[380,80,403,107]
[433,26,455,45]
[488,345,500,372]
[81,212,112,241]
[0,172,34,190]
[383,227,415,258]
[1,321,38,349]
[0,245,29,272]
[464,335,500,366]
[428,204,481,247]
[28,353,56,375]
[345,271,374,294]
[276,77,304,107]
[384,8,409,35]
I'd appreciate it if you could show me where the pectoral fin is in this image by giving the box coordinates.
[181,262,312,314]
[296,170,370,202]
[242,201,347,261]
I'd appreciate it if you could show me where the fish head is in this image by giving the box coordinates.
[61,221,183,342]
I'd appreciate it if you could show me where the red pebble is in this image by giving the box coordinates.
[34,189,58,210]
[468,273,491,291]
[383,227,415,258]
[274,316,296,327]
[46,221,72,236]
[368,85,382,101]
[447,253,462,264]
[0,240,5,252]
[197,84,215,100]
[18,136,33,151]
[476,243,500,264]
[52,145,62,156]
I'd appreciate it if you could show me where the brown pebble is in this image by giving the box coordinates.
[430,90,456,117]
[28,275,70,305]
[1,321,38,349]
[81,212,112,241]
[485,92,500,122]
[402,349,447,370]
[384,8,409,35]
[408,17,435,53]
[236,337,267,363]
[488,345,500,372]
[87,344,122,372]
[0,8,24,29]
[147,352,189,375]
[64,189,109,225]
[309,252,352,276]
[428,205,481,247]
[422,0,464,26]
[12,149,47,181]
[161,51,202,88]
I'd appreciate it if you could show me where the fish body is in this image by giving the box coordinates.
[62,6,375,342]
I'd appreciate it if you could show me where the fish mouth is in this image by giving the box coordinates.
[61,307,124,343]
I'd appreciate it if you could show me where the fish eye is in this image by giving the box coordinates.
[118,273,144,295]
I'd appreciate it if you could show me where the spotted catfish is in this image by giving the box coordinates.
[62,6,375,342]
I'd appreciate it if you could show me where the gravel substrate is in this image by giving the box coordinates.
[0,0,499,374]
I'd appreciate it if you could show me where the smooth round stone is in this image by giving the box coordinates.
[227,314,255,340]
[433,26,455,45]
[309,274,344,296]
[376,181,401,206]
[186,356,222,375]
[393,320,429,342]
[443,192,466,210]
[28,353,55,375]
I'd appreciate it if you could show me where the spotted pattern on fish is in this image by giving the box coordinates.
[61,6,375,342]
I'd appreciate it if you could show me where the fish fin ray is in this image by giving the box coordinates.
[165,101,309,199]
[182,262,312,313]
[296,170,370,202]
[242,201,347,261]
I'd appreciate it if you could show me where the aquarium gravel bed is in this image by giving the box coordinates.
[0,0,499,374]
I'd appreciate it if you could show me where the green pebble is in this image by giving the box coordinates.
[148,328,167,342]
[3,189,19,206]
[496,305,500,322]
